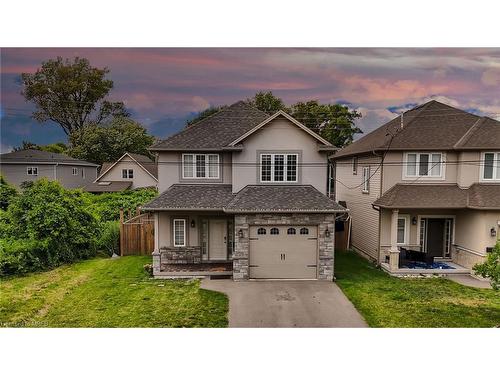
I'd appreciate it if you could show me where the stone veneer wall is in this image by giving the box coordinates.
[160,246,202,264]
[450,246,486,269]
[233,213,335,281]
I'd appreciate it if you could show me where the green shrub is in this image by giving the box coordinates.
[0,238,47,276]
[473,241,500,290]
[96,221,120,256]
[0,175,18,210]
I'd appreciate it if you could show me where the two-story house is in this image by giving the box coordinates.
[142,101,346,280]
[333,100,500,274]
[0,149,98,189]
[85,152,158,193]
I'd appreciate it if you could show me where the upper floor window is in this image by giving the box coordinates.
[182,154,219,179]
[260,153,298,183]
[27,166,38,176]
[72,167,78,175]
[482,152,500,180]
[362,166,370,193]
[352,157,358,175]
[405,152,443,178]
[122,169,133,179]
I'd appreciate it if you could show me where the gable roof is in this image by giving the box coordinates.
[333,100,500,159]
[95,152,158,182]
[227,110,333,147]
[373,183,500,210]
[0,149,98,167]
[150,101,270,151]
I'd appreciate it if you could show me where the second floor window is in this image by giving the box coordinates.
[72,167,78,175]
[122,169,133,179]
[482,152,500,180]
[260,153,298,182]
[352,157,358,175]
[27,166,38,176]
[405,152,443,177]
[182,154,219,179]
[362,166,370,193]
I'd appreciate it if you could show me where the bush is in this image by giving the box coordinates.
[0,175,18,210]
[96,221,120,256]
[473,241,500,290]
[0,238,47,277]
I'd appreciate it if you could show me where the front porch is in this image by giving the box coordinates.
[156,261,233,278]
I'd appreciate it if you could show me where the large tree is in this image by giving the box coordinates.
[289,101,362,147]
[21,56,129,135]
[247,91,287,114]
[68,118,155,165]
[14,141,67,154]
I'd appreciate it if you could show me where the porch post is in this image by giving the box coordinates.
[152,212,161,275]
[389,209,400,271]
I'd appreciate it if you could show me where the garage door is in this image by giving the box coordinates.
[249,225,318,279]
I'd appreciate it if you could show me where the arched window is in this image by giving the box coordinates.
[270,228,279,235]
[300,227,309,235]
[257,227,266,235]
[287,228,296,235]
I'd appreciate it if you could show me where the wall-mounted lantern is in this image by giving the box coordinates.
[325,228,331,238]
[190,219,196,228]
[490,227,497,237]
[238,229,244,239]
[412,217,417,225]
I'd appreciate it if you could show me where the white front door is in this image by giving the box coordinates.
[209,219,227,260]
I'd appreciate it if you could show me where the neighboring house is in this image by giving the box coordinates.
[332,100,500,274]
[0,149,98,189]
[85,152,158,193]
[143,101,346,280]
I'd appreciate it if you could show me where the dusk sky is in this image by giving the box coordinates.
[1,48,499,152]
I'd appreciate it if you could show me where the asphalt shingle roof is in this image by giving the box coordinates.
[333,101,500,159]
[373,183,500,210]
[0,149,98,166]
[84,181,133,193]
[150,101,269,151]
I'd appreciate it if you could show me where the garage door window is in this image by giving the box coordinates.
[300,227,309,235]
[287,228,296,235]
[257,227,266,235]
[270,228,279,235]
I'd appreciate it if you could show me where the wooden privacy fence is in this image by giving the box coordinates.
[119,208,155,256]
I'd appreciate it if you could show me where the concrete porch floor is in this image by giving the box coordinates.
[381,261,470,276]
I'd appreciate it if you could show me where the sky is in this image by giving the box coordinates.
[1,48,500,153]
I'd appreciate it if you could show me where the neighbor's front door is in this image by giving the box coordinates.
[209,219,227,260]
[426,219,445,258]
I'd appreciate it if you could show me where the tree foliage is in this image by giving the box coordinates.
[68,117,155,165]
[14,141,67,154]
[247,91,287,114]
[0,175,18,210]
[21,56,129,135]
[473,241,500,290]
[186,105,227,126]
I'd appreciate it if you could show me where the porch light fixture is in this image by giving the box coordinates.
[491,227,497,237]
[190,219,196,228]
[238,229,244,238]
[412,217,417,225]
[325,228,331,238]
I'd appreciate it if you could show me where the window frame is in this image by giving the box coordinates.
[403,152,445,179]
[396,215,410,245]
[299,227,309,235]
[352,156,358,175]
[259,153,299,183]
[122,169,133,179]
[480,152,500,181]
[72,167,78,176]
[182,153,220,179]
[26,166,38,176]
[173,219,186,247]
[270,227,280,235]
[361,166,370,193]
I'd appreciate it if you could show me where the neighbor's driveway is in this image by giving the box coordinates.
[201,279,367,328]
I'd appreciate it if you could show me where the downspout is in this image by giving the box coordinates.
[54,163,58,181]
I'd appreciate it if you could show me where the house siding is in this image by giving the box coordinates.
[98,155,157,189]
[335,154,382,260]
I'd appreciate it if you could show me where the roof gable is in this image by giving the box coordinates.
[228,110,333,147]
[95,152,158,182]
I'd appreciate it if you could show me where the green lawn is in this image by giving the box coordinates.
[0,256,228,328]
[335,250,500,327]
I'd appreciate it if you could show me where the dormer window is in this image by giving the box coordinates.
[404,152,443,178]
[182,154,219,179]
[260,153,298,183]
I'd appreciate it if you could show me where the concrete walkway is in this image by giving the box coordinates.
[201,279,368,328]
[446,275,492,289]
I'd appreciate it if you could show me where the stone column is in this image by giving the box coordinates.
[388,209,400,271]
[233,215,249,281]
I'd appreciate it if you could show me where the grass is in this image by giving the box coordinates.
[335,250,500,327]
[0,256,228,327]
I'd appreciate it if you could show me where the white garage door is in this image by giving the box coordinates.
[249,225,318,279]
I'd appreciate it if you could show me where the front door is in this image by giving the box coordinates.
[426,219,445,257]
[209,219,227,260]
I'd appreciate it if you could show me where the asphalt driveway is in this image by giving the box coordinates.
[201,279,367,327]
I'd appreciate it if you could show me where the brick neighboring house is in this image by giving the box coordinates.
[0,149,98,189]
[332,100,500,274]
[85,152,158,193]
[142,101,346,280]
